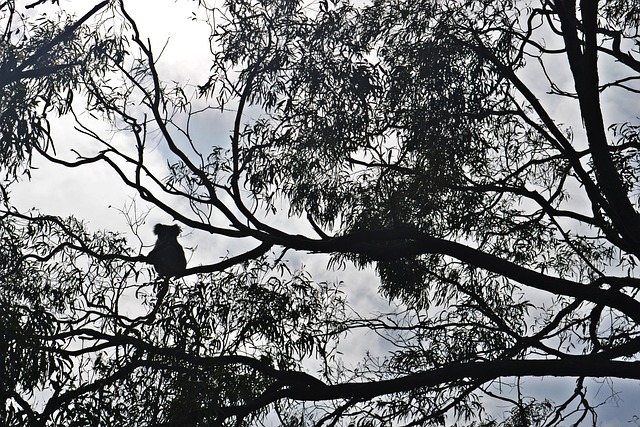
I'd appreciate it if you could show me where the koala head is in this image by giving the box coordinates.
[153,224,181,241]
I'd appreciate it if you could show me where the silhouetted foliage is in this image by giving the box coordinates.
[3,0,640,425]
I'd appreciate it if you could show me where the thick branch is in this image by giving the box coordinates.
[265,229,640,323]
[290,359,640,401]
[555,0,640,250]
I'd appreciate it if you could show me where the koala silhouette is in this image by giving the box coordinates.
[146,224,186,277]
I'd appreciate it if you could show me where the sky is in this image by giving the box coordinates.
[8,0,640,425]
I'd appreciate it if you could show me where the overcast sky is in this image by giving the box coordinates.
[9,0,640,425]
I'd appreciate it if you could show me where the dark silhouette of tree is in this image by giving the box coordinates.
[0,0,113,177]
[3,0,640,425]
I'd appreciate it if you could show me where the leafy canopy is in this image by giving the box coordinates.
[3,0,640,426]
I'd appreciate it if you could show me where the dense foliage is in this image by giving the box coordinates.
[3,0,640,425]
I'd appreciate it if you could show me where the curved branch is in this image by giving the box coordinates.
[178,242,273,276]
[260,228,640,323]
[290,359,640,401]
[117,1,249,234]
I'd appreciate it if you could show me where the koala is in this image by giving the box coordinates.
[146,224,187,277]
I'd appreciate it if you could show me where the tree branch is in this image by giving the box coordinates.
[290,359,640,401]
